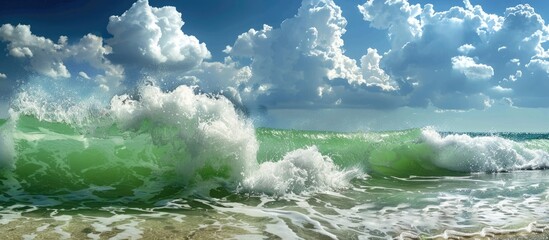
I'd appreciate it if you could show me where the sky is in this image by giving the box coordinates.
[0,0,549,132]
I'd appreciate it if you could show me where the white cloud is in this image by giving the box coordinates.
[3,0,549,113]
[491,85,512,94]
[0,24,125,92]
[174,57,252,106]
[0,73,6,79]
[359,0,549,109]
[360,48,397,90]
[106,0,210,69]
[0,0,248,98]
[183,57,250,91]
[358,0,422,49]
[9,46,33,58]
[227,0,398,109]
[457,44,475,55]
[72,34,125,91]
[78,72,90,80]
[99,0,252,99]
[451,56,494,80]
[0,24,70,79]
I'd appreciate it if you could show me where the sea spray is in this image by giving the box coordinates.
[422,128,549,172]
[110,85,362,195]
[1,88,549,238]
[110,84,259,186]
[257,128,549,176]
[10,81,107,127]
[4,83,549,200]
[242,146,362,195]
[0,84,362,200]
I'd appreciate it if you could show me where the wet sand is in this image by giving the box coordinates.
[1,214,547,239]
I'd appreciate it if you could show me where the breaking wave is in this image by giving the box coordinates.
[0,85,360,204]
[0,84,548,204]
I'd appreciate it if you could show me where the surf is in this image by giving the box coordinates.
[1,84,549,239]
[0,85,361,204]
[1,84,549,204]
[257,127,549,176]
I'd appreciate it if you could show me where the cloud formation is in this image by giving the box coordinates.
[0,24,124,92]
[1,0,549,117]
[106,0,211,69]
[361,48,394,89]
[72,34,125,92]
[226,0,398,109]
[102,0,248,102]
[359,0,549,109]
[0,24,70,79]
[358,0,422,49]
[451,56,494,80]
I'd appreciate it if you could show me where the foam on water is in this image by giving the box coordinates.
[11,83,106,127]
[0,171,548,239]
[422,128,549,172]
[110,84,259,186]
[109,85,359,195]
[256,127,549,177]
[0,84,360,198]
[3,80,549,239]
[241,146,362,195]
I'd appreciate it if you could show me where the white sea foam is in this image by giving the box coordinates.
[4,83,361,196]
[242,146,362,195]
[11,85,105,126]
[422,128,549,172]
[110,85,360,194]
[110,84,259,185]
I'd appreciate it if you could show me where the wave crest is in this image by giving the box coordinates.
[0,84,361,201]
[242,146,362,196]
[422,128,549,172]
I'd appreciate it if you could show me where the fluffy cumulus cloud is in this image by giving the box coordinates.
[0,0,249,105]
[3,0,549,115]
[0,24,124,92]
[451,56,494,80]
[0,24,70,79]
[180,58,251,96]
[359,0,549,109]
[226,0,398,109]
[71,34,125,91]
[361,48,395,89]
[106,0,211,69]
[358,0,422,49]
[104,0,249,102]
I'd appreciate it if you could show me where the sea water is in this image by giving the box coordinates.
[0,85,548,239]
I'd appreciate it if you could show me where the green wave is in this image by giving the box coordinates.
[1,115,237,203]
[257,128,459,177]
[1,115,549,203]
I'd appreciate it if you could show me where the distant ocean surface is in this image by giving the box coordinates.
[0,85,548,239]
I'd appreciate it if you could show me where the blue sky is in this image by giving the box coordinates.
[1,0,549,131]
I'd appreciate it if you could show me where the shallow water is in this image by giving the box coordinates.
[1,171,548,239]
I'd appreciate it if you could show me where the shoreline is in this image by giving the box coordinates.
[413,223,549,240]
[1,215,547,239]
[494,232,549,240]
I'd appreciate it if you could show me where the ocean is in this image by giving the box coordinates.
[0,85,548,239]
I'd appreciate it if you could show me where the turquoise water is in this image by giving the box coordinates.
[1,85,548,238]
